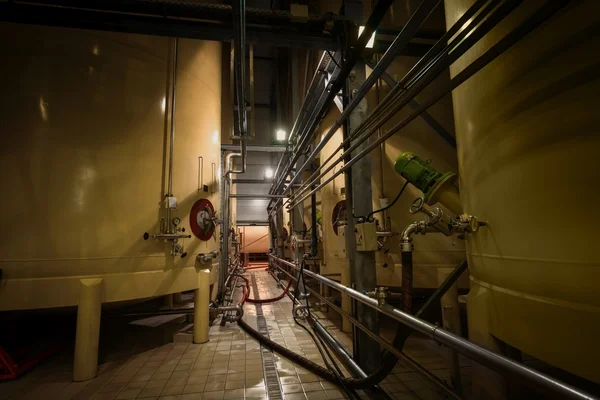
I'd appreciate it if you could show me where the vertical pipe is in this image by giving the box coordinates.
[73,278,103,382]
[218,151,230,296]
[401,252,413,313]
[194,269,211,344]
[167,37,178,197]
[165,37,179,233]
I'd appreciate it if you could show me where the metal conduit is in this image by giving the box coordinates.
[270,57,338,194]
[270,255,595,400]
[270,0,440,202]
[270,0,492,215]
[219,0,248,298]
[287,0,563,210]
[268,0,394,199]
[278,0,499,211]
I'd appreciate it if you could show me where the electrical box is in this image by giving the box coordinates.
[338,225,347,255]
[355,222,378,251]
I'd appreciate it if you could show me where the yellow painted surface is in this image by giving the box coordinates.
[0,24,221,311]
[73,278,103,381]
[194,269,211,344]
[445,0,600,383]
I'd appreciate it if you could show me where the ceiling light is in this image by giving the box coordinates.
[276,129,286,142]
[358,26,376,49]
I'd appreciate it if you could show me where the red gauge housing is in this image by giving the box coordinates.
[189,198,215,240]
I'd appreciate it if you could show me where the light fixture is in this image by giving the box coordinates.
[276,129,286,142]
[358,26,376,49]
[212,130,219,144]
[265,168,274,179]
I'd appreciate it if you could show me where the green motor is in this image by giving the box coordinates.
[394,152,461,214]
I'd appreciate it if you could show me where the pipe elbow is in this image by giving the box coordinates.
[401,222,419,242]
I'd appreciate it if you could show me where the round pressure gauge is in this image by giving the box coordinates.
[172,217,181,226]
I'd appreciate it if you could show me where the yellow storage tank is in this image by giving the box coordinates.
[444,0,600,385]
[0,24,222,311]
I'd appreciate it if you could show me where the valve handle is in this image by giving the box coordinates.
[409,197,425,214]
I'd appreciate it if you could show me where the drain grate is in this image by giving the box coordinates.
[251,273,284,400]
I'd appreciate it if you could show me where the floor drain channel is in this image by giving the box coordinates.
[251,273,284,400]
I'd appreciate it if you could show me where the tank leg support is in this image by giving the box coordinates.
[165,294,174,309]
[194,269,211,344]
[73,278,103,382]
[438,268,463,394]
[341,269,352,333]
[467,281,508,400]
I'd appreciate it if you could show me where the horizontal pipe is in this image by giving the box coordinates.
[221,144,286,153]
[232,179,272,184]
[271,259,461,399]
[269,255,595,400]
[230,194,286,199]
[236,220,269,226]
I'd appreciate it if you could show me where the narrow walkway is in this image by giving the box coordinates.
[0,266,462,400]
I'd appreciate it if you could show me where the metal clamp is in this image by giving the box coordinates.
[366,287,390,306]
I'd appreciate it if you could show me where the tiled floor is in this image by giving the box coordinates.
[0,267,466,400]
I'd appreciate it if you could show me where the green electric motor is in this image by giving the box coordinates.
[394,152,455,203]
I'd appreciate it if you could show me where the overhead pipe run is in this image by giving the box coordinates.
[270,0,490,216]
[270,0,441,206]
[268,0,395,203]
[285,0,566,210]
[280,0,502,210]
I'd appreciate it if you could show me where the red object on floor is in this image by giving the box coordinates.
[0,344,60,380]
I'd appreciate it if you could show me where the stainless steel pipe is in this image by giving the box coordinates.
[271,258,462,399]
[269,255,596,400]
[271,0,441,200]
[230,194,286,199]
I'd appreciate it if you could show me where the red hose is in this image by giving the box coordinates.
[245,265,268,270]
[243,272,294,304]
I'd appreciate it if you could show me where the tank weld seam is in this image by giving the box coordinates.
[469,253,596,265]
[470,276,600,312]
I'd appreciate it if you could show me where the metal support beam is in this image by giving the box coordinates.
[0,1,340,49]
[343,61,381,373]
[364,58,456,148]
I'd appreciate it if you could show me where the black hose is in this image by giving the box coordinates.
[401,252,414,313]
[368,180,409,219]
